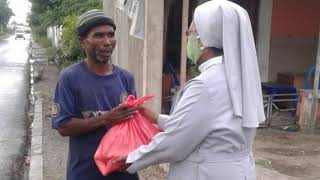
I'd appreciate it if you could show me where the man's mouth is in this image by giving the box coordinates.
[99,51,112,56]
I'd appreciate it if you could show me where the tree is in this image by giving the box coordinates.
[29,0,102,36]
[29,0,102,68]
[0,0,14,32]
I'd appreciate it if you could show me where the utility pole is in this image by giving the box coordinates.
[310,27,320,132]
[180,0,189,86]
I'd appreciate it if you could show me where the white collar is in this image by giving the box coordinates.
[198,56,223,72]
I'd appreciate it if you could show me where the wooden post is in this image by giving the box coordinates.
[142,0,148,96]
[143,0,164,113]
[180,0,189,86]
[310,27,320,131]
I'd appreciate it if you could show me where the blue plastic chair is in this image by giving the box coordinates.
[304,64,320,89]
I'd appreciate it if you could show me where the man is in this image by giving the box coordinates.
[52,9,139,180]
[116,1,265,180]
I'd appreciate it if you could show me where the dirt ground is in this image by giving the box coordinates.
[254,128,320,180]
[32,42,320,180]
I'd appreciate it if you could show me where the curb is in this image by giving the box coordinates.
[29,97,43,180]
[0,35,10,40]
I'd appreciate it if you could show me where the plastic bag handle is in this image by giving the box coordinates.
[126,95,154,106]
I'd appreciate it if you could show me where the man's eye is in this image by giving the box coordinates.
[107,33,115,37]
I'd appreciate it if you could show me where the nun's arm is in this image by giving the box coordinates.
[157,114,169,130]
[126,80,212,173]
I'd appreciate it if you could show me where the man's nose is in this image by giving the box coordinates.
[102,36,112,45]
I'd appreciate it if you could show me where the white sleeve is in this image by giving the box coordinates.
[126,80,212,173]
[157,114,169,130]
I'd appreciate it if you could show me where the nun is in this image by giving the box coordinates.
[118,0,265,179]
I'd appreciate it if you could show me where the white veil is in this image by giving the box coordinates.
[194,0,265,127]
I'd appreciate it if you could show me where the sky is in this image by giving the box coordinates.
[8,0,31,25]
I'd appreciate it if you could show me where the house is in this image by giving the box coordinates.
[103,0,320,114]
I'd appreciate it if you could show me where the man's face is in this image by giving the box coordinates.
[80,25,116,64]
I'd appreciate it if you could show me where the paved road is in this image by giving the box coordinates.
[0,34,31,179]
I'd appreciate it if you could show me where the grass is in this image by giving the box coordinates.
[0,29,13,38]
[33,34,53,49]
[32,34,56,65]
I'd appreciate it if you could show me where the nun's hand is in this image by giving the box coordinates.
[138,104,158,124]
[113,156,131,172]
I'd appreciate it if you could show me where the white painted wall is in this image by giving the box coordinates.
[269,37,317,82]
[47,26,61,48]
[256,0,273,82]
[103,0,164,113]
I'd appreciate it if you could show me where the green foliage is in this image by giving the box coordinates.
[61,15,80,56]
[0,24,13,36]
[33,34,52,48]
[0,0,14,27]
[29,0,102,35]
[29,0,102,69]
[51,0,103,26]
[54,14,84,69]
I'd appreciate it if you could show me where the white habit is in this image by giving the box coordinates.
[126,1,265,179]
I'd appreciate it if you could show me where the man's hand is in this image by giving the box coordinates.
[102,103,138,126]
[138,104,158,124]
[113,156,131,172]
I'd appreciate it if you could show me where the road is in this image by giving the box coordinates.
[0,34,31,179]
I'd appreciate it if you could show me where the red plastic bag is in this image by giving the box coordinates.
[94,95,159,176]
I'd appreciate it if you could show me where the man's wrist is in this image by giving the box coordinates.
[91,114,108,128]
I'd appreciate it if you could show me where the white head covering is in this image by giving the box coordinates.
[194,0,265,127]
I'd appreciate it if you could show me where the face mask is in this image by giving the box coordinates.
[187,34,203,65]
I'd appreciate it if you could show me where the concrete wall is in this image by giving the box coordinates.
[113,8,131,70]
[47,27,53,40]
[268,0,320,82]
[103,0,114,19]
[103,0,164,113]
[143,0,164,112]
[271,0,320,38]
[47,26,61,49]
[269,38,318,81]
[108,3,145,98]
[104,1,144,97]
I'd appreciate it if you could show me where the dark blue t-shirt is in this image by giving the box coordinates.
[52,61,139,180]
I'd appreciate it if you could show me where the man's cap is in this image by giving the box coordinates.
[77,9,116,37]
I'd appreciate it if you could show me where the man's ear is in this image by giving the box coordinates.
[79,36,85,48]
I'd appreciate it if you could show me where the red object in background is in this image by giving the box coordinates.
[94,95,159,176]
